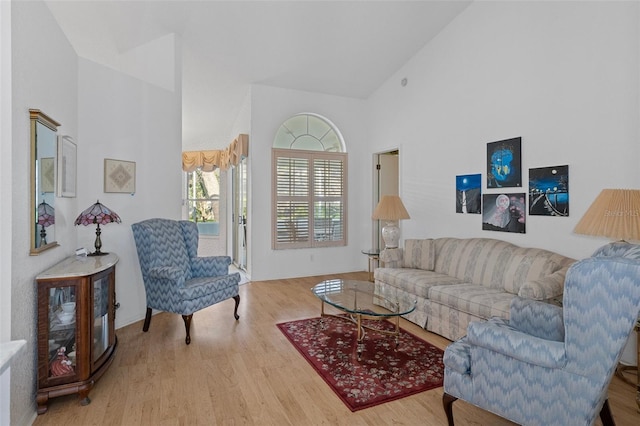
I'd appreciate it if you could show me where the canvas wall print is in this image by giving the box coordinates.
[456,174,481,214]
[486,137,522,188]
[529,165,569,217]
[482,193,526,233]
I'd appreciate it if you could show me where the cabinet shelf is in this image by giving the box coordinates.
[36,253,119,414]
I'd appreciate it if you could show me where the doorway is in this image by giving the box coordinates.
[231,157,247,271]
[373,150,400,250]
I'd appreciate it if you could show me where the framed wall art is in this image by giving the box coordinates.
[529,165,569,216]
[482,193,526,233]
[104,158,136,193]
[486,137,522,188]
[456,173,481,214]
[57,136,77,198]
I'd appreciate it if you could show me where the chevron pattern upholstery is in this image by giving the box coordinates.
[132,218,241,344]
[443,255,640,426]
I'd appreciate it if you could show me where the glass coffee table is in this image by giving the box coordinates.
[312,279,416,360]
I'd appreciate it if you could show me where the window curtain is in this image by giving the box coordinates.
[182,134,248,172]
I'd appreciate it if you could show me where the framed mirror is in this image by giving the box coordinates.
[30,109,60,255]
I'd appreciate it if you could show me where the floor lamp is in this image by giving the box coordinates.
[574,188,640,380]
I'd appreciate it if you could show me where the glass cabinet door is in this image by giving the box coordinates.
[92,271,113,366]
[47,284,77,379]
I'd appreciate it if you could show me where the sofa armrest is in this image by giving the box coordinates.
[518,267,568,300]
[467,320,566,369]
[509,297,564,341]
[380,248,403,268]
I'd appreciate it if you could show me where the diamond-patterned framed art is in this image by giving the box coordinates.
[40,157,55,193]
[104,158,136,194]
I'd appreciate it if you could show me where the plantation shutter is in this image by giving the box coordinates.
[273,149,347,249]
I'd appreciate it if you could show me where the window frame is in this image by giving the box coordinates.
[185,168,221,237]
[272,148,348,249]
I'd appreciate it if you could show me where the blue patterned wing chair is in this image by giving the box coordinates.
[131,218,241,344]
[442,256,640,426]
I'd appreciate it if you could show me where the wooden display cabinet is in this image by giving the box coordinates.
[36,253,119,414]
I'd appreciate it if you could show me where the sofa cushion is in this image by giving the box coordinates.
[429,284,513,319]
[374,268,465,300]
[434,238,515,289]
[403,239,435,270]
[502,254,560,294]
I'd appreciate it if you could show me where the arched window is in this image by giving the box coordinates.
[272,113,347,249]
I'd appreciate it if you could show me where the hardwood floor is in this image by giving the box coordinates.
[34,271,640,425]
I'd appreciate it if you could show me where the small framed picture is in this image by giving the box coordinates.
[104,159,136,193]
[57,136,77,198]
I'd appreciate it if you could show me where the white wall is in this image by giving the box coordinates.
[249,85,370,280]
[367,0,640,260]
[10,2,78,424]
[0,2,11,424]
[0,0,12,346]
[8,2,182,423]
[77,56,182,329]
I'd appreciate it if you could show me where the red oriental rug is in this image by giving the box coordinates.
[276,315,445,411]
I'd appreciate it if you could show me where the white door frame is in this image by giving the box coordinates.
[372,149,400,250]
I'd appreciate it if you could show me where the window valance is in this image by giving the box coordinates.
[182,134,248,172]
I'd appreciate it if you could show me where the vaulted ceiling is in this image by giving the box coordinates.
[45,0,471,149]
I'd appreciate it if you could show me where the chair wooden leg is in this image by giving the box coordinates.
[182,314,193,345]
[443,392,458,426]
[599,399,615,426]
[142,307,152,332]
[233,295,240,320]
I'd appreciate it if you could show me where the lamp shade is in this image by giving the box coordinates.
[372,195,411,221]
[372,195,410,249]
[574,189,640,241]
[37,201,55,227]
[74,200,121,226]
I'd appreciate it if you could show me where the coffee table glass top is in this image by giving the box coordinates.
[312,279,416,317]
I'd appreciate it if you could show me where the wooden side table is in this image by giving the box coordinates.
[361,248,381,282]
[615,319,640,412]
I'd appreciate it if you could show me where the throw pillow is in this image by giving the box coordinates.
[519,268,568,300]
[402,239,435,271]
[503,254,559,294]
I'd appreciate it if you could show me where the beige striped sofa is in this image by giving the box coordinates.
[373,237,575,341]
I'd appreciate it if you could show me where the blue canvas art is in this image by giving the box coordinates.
[529,165,569,216]
[456,174,481,214]
[487,137,522,188]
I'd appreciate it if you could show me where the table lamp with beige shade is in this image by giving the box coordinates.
[574,188,640,382]
[372,195,410,249]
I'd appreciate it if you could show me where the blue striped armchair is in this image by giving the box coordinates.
[442,255,640,426]
[132,218,241,344]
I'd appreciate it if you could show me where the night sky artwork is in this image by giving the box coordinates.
[487,137,522,188]
[482,193,526,233]
[456,174,481,214]
[529,165,569,216]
